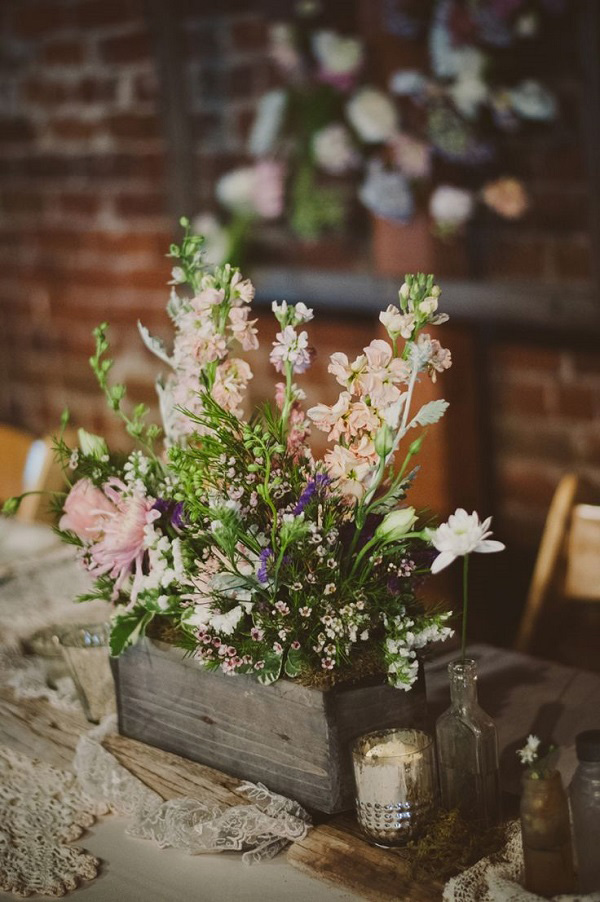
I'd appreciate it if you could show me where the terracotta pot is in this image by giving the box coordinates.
[371,214,469,279]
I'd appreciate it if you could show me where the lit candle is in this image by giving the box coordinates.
[352,728,437,847]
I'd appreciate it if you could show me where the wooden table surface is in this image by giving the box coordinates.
[1,643,599,902]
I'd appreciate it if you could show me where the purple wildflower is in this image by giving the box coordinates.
[152,498,187,530]
[257,547,273,584]
[293,473,331,516]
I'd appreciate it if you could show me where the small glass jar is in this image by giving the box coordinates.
[352,728,437,847]
[435,658,501,827]
[56,622,115,723]
[569,730,600,893]
[520,770,575,896]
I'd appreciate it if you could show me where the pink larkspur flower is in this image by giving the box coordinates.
[59,478,115,542]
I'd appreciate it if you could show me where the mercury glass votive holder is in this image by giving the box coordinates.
[55,623,115,723]
[352,728,438,847]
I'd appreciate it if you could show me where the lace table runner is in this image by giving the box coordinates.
[0,745,106,897]
[444,821,600,902]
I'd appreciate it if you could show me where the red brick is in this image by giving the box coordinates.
[497,461,559,509]
[73,76,118,104]
[59,193,101,217]
[494,419,574,464]
[555,385,597,420]
[496,382,549,416]
[114,192,166,217]
[51,118,100,141]
[41,38,84,66]
[23,78,69,106]
[106,113,159,141]
[99,31,152,64]
[492,344,561,374]
[12,2,70,37]
[76,0,144,29]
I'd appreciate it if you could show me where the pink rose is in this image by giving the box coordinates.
[59,479,115,542]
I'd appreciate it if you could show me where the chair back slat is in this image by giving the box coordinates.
[565,503,600,601]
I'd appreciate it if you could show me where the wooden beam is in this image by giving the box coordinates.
[578,0,600,305]
[145,0,195,228]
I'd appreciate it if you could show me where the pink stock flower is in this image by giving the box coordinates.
[89,479,160,600]
[59,478,115,542]
[324,444,372,500]
[270,326,312,375]
[190,287,225,313]
[328,352,367,390]
[211,359,253,417]
[230,272,255,305]
[417,334,452,381]
[307,391,352,440]
[228,307,259,351]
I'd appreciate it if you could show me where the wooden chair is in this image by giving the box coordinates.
[515,474,600,666]
[0,424,66,524]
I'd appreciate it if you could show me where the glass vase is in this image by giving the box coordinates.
[520,770,576,896]
[56,622,115,723]
[435,658,501,827]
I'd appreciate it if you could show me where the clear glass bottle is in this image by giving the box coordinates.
[435,658,501,826]
[569,730,600,893]
[520,770,576,896]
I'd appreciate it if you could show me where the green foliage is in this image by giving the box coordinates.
[89,323,162,454]
[110,609,154,656]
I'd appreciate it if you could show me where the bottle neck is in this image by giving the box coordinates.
[448,659,478,710]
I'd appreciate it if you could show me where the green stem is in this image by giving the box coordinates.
[461,553,470,663]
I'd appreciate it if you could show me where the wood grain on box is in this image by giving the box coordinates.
[111,637,428,814]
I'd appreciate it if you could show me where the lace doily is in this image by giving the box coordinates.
[75,717,312,865]
[444,821,600,902]
[0,744,107,897]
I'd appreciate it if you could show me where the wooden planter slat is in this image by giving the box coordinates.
[111,637,428,814]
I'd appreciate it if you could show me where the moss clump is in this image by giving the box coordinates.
[406,810,507,882]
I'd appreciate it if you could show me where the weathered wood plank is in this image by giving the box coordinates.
[0,685,441,901]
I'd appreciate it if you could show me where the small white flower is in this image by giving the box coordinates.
[429,509,505,574]
[517,734,541,765]
[324,583,336,595]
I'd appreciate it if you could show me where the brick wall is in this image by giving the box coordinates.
[492,343,600,548]
[0,0,598,564]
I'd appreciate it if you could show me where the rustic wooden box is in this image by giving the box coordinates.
[111,638,428,814]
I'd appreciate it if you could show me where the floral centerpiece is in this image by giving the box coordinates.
[5,221,466,690]
[200,0,564,263]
